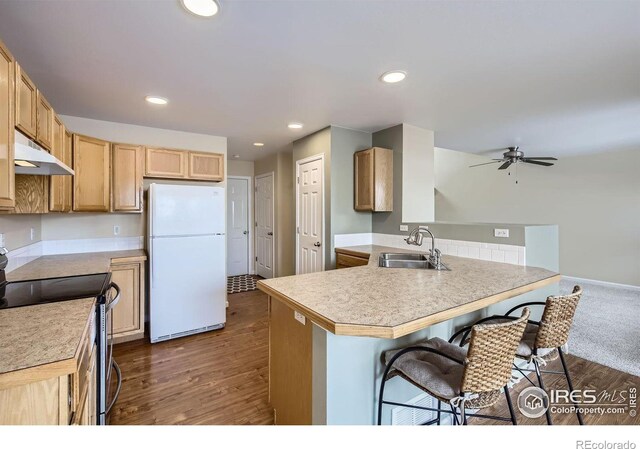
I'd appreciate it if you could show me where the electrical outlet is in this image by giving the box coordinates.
[400,224,409,232]
[113,225,120,236]
[30,228,35,241]
[294,311,306,325]
[0,233,5,247]
[494,228,509,238]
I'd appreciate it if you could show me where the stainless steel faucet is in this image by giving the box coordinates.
[405,226,445,269]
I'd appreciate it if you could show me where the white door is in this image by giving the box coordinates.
[227,178,249,276]
[255,173,274,279]
[297,156,324,274]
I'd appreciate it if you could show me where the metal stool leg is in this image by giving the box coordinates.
[377,376,388,425]
[558,347,584,425]
[436,400,442,425]
[533,358,553,425]
[504,386,517,425]
[449,404,458,425]
[461,405,467,425]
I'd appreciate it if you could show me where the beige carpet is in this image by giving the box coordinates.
[564,278,640,376]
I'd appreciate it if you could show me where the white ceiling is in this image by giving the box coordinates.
[0,0,638,160]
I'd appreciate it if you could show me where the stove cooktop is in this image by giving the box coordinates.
[0,272,111,309]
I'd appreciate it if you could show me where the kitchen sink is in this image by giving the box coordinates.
[378,252,450,270]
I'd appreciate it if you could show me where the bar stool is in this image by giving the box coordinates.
[377,308,530,425]
[450,285,584,425]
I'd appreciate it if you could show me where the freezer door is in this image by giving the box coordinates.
[150,184,225,236]
[150,235,226,342]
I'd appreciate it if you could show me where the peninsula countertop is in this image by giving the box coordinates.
[257,245,560,339]
[6,249,147,282]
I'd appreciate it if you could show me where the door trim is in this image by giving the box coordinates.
[255,171,276,278]
[228,176,253,275]
[295,153,325,275]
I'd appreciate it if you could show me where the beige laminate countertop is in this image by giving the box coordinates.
[258,245,560,339]
[0,298,95,388]
[6,249,147,282]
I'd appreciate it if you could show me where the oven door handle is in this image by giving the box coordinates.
[106,359,122,415]
[106,282,121,313]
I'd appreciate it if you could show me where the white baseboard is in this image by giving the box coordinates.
[562,275,640,291]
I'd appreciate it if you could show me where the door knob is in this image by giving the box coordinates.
[267,232,273,236]
[243,230,248,235]
[313,242,321,247]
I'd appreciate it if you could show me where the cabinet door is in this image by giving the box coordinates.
[73,134,110,212]
[14,62,37,139]
[112,144,144,212]
[0,40,15,209]
[62,130,73,211]
[110,262,144,342]
[144,147,186,179]
[49,115,66,211]
[36,91,53,151]
[188,151,224,181]
[354,148,374,211]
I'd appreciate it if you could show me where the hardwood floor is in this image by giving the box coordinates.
[111,289,638,425]
[110,289,273,425]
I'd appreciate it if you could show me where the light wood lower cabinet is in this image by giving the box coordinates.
[110,259,145,343]
[188,151,224,181]
[0,306,96,425]
[145,147,187,179]
[112,143,144,213]
[73,134,110,212]
[0,40,15,210]
[335,251,369,269]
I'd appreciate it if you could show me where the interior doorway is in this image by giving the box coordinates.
[255,172,275,279]
[227,176,252,276]
[296,154,324,275]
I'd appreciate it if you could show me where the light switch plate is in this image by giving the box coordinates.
[494,228,510,238]
[113,225,120,236]
[400,224,409,232]
[294,311,306,325]
[30,228,35,241]
[0,233,5,247]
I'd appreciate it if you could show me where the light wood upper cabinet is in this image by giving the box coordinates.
[14,62,37,139]
[110,260,145,343]
[35,91,53,151]
[354,147,393,212]
[0,40,15,210]
[73,134,110,212]
[188,151,224,181]
[49,115,66,212]
[112,143,143,213]
[144,147,186,179]
[62,130,73,212]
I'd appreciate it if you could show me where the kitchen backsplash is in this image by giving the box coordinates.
[4,236,144,273]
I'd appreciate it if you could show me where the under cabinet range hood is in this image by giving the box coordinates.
[14,130,74,176]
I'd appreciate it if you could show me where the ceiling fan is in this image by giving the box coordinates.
[469,146,558,171]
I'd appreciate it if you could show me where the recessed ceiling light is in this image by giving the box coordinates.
[233,154,240,159]
[145,96,168,105]
[380,70,407,83]
[181,0,220,17]
[253,142,264,147]
[288,122,303,130]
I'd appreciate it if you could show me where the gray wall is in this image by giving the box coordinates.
[329,126,372,267]
[0,215,42,251]
[227,160,254,177]
[435,147,640,286]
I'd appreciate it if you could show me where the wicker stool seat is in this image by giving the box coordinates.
[377,308,530,426]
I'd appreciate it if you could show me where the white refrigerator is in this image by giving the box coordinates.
[149,184,226,343]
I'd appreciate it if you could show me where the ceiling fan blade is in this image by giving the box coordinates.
[469,160,504,168]
[475,147,511,155]
[523,157,558,161]
[498,161,512,170]
[522,159,554,167]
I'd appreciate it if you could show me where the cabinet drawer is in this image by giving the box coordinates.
[336,252,369,268]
